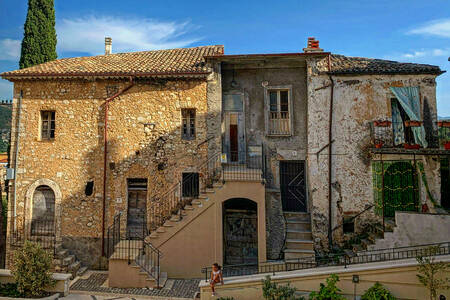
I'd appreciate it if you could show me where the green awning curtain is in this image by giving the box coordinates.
[390,87,428,148]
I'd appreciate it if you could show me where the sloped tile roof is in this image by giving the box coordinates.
[1,45,224,79]
[330,54,443,75]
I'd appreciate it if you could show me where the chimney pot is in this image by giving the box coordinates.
[303,37,323,53]
[105,37,112,55]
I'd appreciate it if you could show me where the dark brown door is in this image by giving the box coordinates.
[127,179,147,239]
[280,161,307,212]
[230,124,238,162]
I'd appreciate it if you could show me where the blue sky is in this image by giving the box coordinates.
[0,0,449,115]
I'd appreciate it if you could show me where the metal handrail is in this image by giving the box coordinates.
[201,241,450,280]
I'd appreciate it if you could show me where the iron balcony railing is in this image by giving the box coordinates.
[9,215,56,254]
[201,241,450,280]
[371,120,450,150]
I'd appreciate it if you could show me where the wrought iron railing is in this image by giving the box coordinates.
[9,215,56,254]
[201,241,450,280]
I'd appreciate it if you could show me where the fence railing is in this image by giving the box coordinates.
[371,120,450,150]
[201,241,450,280]
[9,215,56,254]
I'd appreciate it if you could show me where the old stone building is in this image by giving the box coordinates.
[1,38,448,285]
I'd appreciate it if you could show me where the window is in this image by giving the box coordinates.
[266,88,292,135]
[40,111,55,140]
[181,108,196,140]
[182,172,199,198]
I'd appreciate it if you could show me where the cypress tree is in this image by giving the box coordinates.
[19,0,57,69]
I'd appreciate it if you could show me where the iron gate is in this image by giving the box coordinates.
[280,161,307,212]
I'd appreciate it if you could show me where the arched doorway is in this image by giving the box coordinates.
[223,198,258,265]
[383,161,419,218]
[31,185,55,235]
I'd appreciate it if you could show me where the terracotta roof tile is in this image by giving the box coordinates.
[330,54,443,75]
[1,45,224,79]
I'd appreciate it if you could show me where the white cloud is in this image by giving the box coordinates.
[0,39,21,61]
[56,16,200,55]
[385,48,450,61]
[408,19,450,38]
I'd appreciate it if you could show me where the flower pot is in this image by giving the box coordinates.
[403,143,420,149]
[438,121,450,128]
[374,120,391,127]
[404,120,422,127]
[374,141,384,148]
[445,141,450,150]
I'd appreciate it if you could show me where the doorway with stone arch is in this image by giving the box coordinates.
[223,198,258,266]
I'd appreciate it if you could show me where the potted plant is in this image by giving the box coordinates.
[404,120,422,127]
[374,139,384,148]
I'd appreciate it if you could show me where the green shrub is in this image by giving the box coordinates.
[309,274,345,300]
[0,283,22,297]
[10,241,55,297]
[262,276,305,300]
[361,282,396,300]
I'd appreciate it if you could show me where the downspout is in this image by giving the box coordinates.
[13,90,23,220]
[101,77,134,256]
[327,55,334,249]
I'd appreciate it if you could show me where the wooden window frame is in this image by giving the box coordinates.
[181,108,196,140]
[264,85,293,136]
[40,110,55,141]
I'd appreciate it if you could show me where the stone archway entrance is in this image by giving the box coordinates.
[31,185,55,235]
[223,198,258,265]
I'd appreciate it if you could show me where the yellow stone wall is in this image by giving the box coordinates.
[7,78,209,266]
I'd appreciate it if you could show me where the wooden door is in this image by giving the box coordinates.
[280,161,307,212]
[127,179,147,239]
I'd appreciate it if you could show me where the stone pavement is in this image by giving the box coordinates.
[69,272,200,300]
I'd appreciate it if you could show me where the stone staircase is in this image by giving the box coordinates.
[283,212,315,260]
[53,243,87,279]
[344,219,396,256]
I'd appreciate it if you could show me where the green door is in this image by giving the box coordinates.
[383,161,419,218]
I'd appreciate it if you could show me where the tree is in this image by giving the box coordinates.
[19,0,57,69]
[416,246,450,300]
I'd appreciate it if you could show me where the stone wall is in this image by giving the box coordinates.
[306,56,441,251]
[7,78,210,266]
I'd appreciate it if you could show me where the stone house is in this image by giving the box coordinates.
[1,38,448,286]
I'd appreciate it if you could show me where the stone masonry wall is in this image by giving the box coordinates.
[306,56,441,251]
[7,78,210,266]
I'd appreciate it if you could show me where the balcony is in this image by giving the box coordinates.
[370,120,450,155]
[268,112,290,135]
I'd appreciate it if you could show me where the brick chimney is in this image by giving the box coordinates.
[105,37,112,55]
[303,37,323,53]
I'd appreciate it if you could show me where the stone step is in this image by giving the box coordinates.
[184,205,194,210]
[284,249,315,260]
[284,212,311,222]
[286,220,311,231]
[68,260,81,273]
[191,199,202,205]
[204,189,215,194]
[156,227,165,233]
[286,229,312,240]
[170,214,181,222]
[285,239,314,251]
[384,219,396,231]
[360,239,373,249]
[62,254,75,266]
[56,249,69,259]
[76,266,88,277]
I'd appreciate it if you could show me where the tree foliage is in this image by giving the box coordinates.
[10,241,55,297]
[361,282,397,300]
[416,246,450,300]
[309,274,345,300]
[262,276,305,300]
[19,0,57,69]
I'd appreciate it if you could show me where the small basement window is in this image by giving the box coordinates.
[343,217,355,234]
[40,111,55,140]
[85,181,94,196]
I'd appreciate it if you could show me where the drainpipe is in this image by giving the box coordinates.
[327,55,334,249]
[101,77,134,256]
[13,90,23,220]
